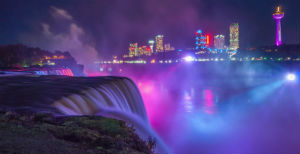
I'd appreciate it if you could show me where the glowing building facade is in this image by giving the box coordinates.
[138,46,143,56]
[195,30,206,50]
[129,43,138,57]
[148,40,155,53]
[164,43,175,51]
[229,23,239,50]
[206,34,211,47]
[214,35,225,49]
[142,45,151,56]
[155,35,164,52]
[272,6,284,46]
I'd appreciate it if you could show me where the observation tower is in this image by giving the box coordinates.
[272,6,284,46]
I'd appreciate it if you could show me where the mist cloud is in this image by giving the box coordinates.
[21,6,99,73]
[50,6,73,20]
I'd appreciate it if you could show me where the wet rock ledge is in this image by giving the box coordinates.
[0,111,155,154]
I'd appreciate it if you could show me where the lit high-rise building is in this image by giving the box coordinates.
[206,34,211,47]
[195,29,206,50]
[272,6,284,46]
[142,45,151,56]
[229,23,239,50]
[138,46,143,56]
[214,35,225,49]
[164,43,175,51]
[148,40,155,53]
[155,35,164,52]
[129,43,138,57]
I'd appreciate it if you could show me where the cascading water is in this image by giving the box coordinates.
[53,77,170,154]
[34,68,74,76]
[0,68,73,77]
[0,75,169,153]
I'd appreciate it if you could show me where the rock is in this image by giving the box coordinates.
[0,112,155,154]
[1,111,19,121]
[33,112,55,123]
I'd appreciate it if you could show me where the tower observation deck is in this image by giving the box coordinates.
[272,6,284,46]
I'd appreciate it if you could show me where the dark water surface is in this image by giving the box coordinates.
[99,62,300,154]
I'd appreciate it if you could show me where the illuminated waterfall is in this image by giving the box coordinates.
[53,77,169,154]
[34,68,74,76]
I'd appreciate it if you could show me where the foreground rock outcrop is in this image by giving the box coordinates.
[0,111,155,154]
[0,75,168,154]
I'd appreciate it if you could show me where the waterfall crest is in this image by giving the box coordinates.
[53,77,169,154]
[34,68,74,76]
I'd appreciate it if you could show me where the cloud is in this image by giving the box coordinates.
[21,7,100,73]
[41,23,51,36]
[50,6,73,20]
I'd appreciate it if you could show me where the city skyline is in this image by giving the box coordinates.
[0,0,299,59]
[123,22,234,58]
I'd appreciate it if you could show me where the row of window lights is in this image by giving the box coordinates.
[100,57,299,64]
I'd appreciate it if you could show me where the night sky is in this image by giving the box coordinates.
[0,0,299,59]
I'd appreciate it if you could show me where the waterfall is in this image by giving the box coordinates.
[34,68,74,76]
[53,77,170,154]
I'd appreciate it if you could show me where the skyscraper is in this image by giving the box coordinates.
[138,46,144,56]
[129,43,138,57]
[214,35,225,49]
[155,35,164,52]
[272,6,284,46]
[148,40,155,53]
[142,45,151,56]
[205,34,211,47]
[195,29,206,50]
[229,23,239,50]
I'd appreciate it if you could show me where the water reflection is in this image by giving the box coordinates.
[97,63,300,154]
[203,89,215,114]
[183,89,194,112]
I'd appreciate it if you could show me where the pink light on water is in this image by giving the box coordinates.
[138,81,154,94]
[203,89,216,114]
[137,80,158,115]
[204,90,213,106]
[136,80,173,131]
